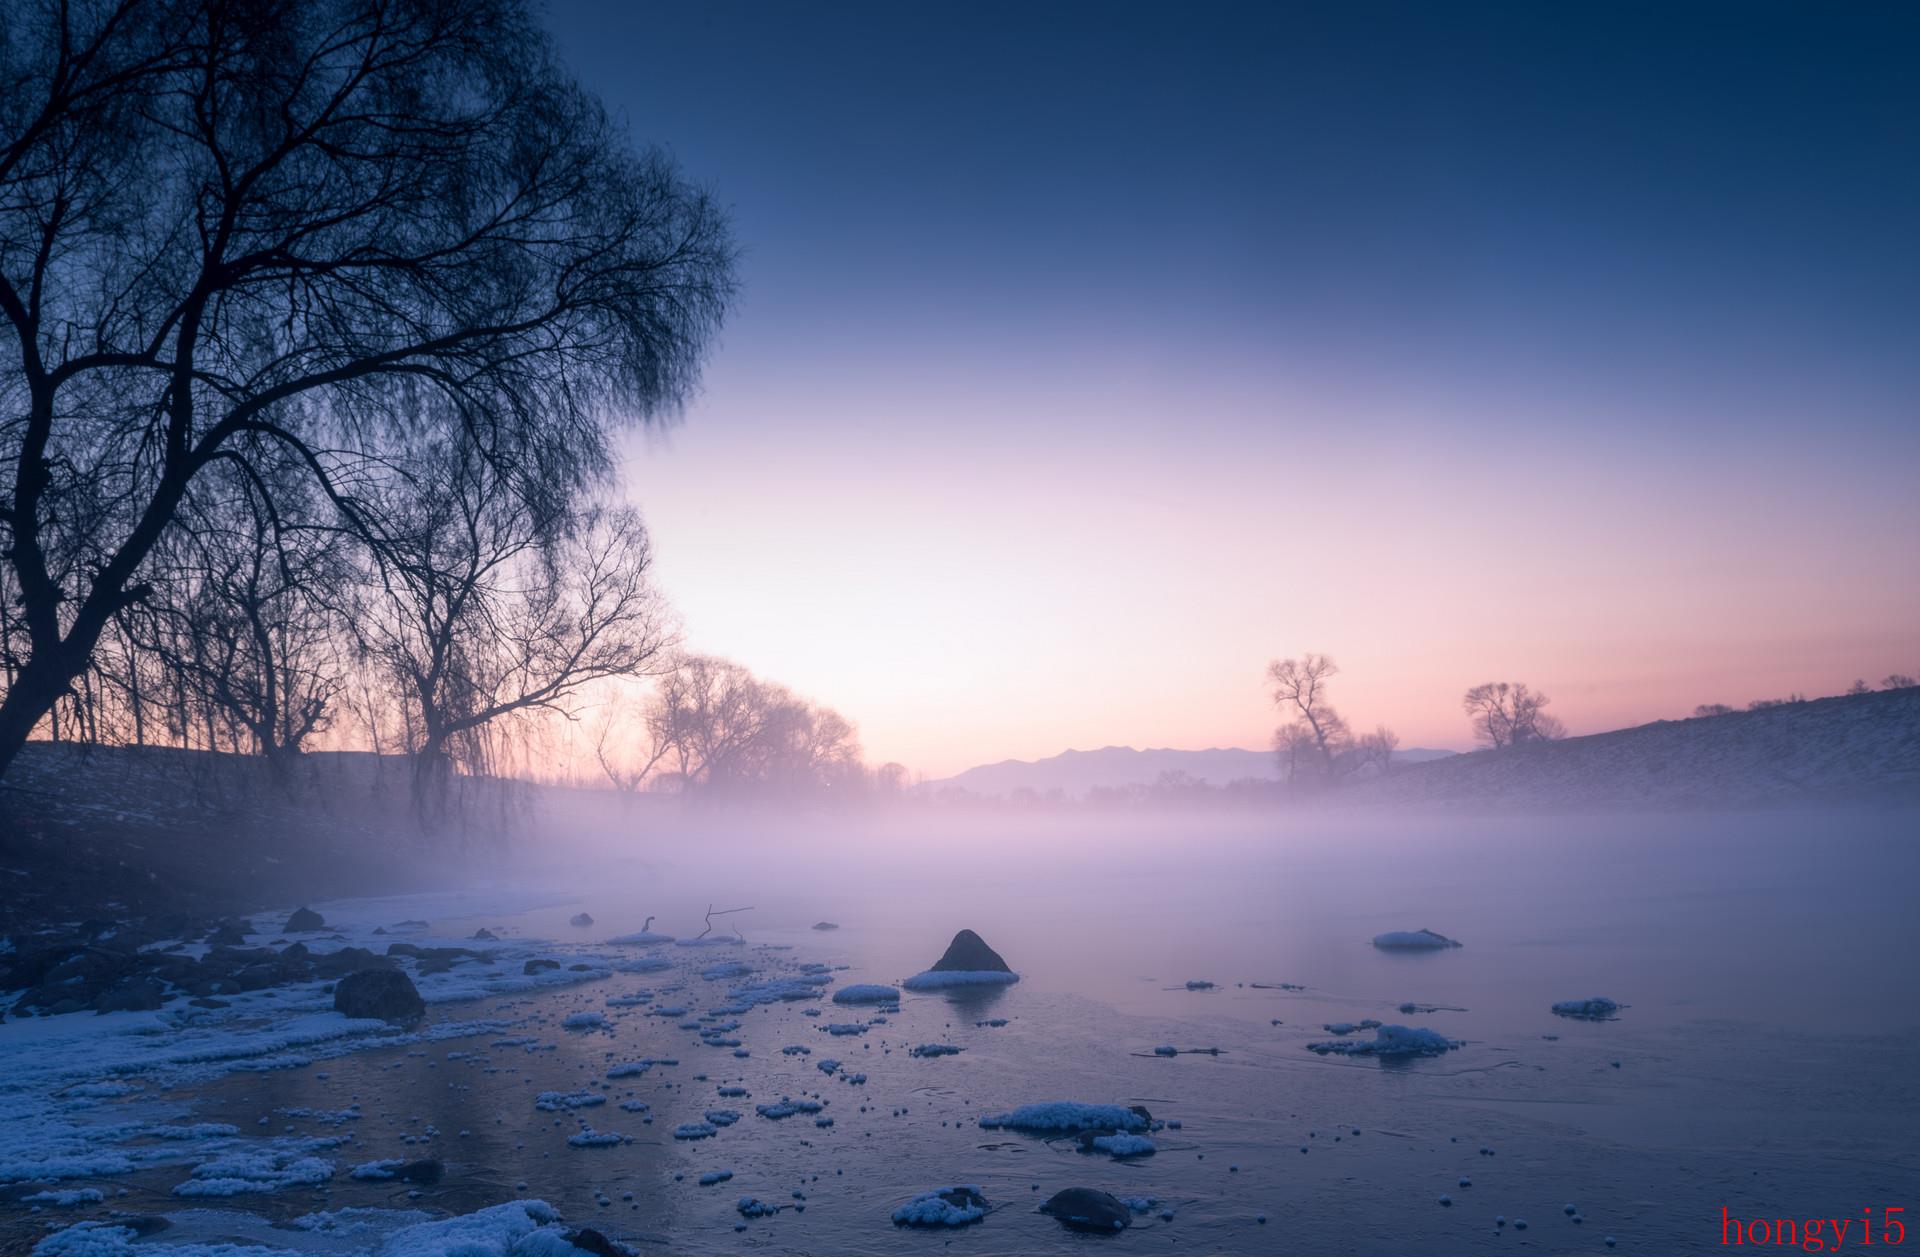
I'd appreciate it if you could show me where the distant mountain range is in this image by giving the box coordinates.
[925,744,1458,798]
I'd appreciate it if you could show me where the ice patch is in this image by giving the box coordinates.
[1090,1133,1156,1157]
[831,984,899,1005]
[560,1012,605,1031]
[172,1146,335,1196]
[22,1188,104,1206]
[533,1090,605,1112]
[892,1186,990,1227]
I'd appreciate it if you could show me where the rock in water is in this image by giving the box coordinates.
[472,928,499,941]
[930,929,1011,974]
[333,968,425,1024]
[570,912,595,928]
[284,907,325,933]
[811,921,840,931]
[1040,1188,1131,1232]
[561,1228,630,1256]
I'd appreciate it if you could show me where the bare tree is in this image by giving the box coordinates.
[1693,703,1736,718]
[1268,654,1352,782]
[0,0,733,780]
[1354,725,1398,774]
[1880,674,1915,691]
[644,653,864,798]
[358,437,672,806]
[1463,681,1566,749]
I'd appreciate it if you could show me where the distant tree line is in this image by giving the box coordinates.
[1693,673,1917,719]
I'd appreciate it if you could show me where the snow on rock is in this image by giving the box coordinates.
[901,969,1019,991]
[822,1023,868,1036]
[1372,929,1463,950]
[609,930,675,946]
[699,1169,733,1185]
[1306,1024,1460,1057]
[1184,980,1215,990]
[908,1043,962,1058]
[672,1123,718,1140]
[831,984,899,1005]
[605,1062,651,1079]
[704,1110,742,1126]
[560,1012,606,1031]
[1551,997,1624,1020]
[755,1098,824,1120]
[892,1186,991,1227]
[1321,1020,1383,1035]
[371,1198,575,1256]
[979,1103,1152,1134]
[701,962,755,981]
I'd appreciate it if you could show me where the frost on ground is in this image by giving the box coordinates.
[21,1188,103,1206]
[892,1186,990,1227]
[900,969,1020,991]
[1372,929,1463,950]
[1551,997,1624,1019]
[979,1103,1152,1134]
[830,983,898,1005]
[1306,1024,1460,1057]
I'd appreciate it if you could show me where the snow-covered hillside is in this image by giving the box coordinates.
[1345,688,1920,809]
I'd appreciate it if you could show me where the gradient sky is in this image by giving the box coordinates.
[544,1,1920,778]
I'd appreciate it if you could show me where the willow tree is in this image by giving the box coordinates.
[0,0,733,779]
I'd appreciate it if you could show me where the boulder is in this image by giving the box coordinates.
[284,907,326,933]
[94,976,168,1014]
[472,928,499,941]
[811,921,840,931]
[524,958,560,975]
[929,929,1011,974]
[333,968,425,1024]
[561,1228,630,1256]
[569,912,595,928]
[1039,1188,1130,1233]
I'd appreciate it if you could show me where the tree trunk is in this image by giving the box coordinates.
[0,650,79,778]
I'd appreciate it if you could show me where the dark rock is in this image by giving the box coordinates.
[524,958,560,975]
[333,968,425,1023]
[284,907,326,933]
[811,922,839,931]
[472,928,499,941]
[189,997,230,1009]
[562,1228,630,1256]
[929,929,1012,974]
[281,942,310,960]
[1039,1188,1130,1233]
[94,976,168,1013]
[310,947,389,979]
[569,912,595,928]
[394,1158,443,1184]
[372,927,387,935]
[206,923,248,948]
[567,963,593,972]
